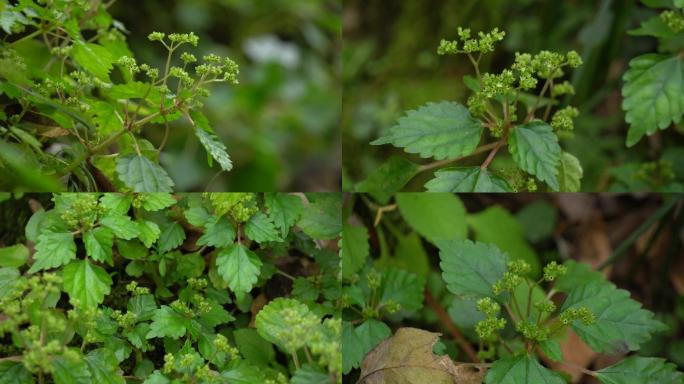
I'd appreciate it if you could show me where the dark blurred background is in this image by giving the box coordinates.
[110,0,340,191]
[342,0,684,192]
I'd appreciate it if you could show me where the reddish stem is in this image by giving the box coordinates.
[424,290,480,363]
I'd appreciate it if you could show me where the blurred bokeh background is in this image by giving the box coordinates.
[342,0,684,192]
[110,0,340,191]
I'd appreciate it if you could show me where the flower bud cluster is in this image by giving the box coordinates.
[560,306,596,326]
[661,10,684,33]
[475,297,506,341]
[207,193,258,222]
[516,320,549,341]
[551,106,579,138]
[126,281,151,296]
[543,261,567,282]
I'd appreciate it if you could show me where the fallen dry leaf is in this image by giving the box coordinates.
[358,327,487,384]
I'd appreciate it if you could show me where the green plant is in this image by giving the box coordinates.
[0,0,238,191]
[603,0,684,192]
[360,26,584,194]
[0,192,342,383]
[342,193,684,384]
[623,0,684,147]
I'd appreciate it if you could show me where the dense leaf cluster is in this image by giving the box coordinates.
[0,0,237,191]
[0,192,342,383]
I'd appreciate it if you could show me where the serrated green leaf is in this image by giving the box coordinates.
[84,227,114,265]
[539,339,563,362]
[355,156,420,203]
[0,360,33,384]
[0,268,20,298]
[0,244,28,268]
[629,15,680,38]
[298,194,342,240]
[425,167,512,192]
[291,365,330,384]
[216,243,262,295]
[140,193,176,211]
[190,110,232,171]
[71,41,114,81]
[558,152,583,192]
[244,212,281,243]
[53,356,92,384]
[562,280,666,353]
[220,361,267,383]
[99,194,133,215]
[136,219,160,248]
[28,231,76,273]
[379,267,424,313]
[91,101,122,137]
[116,239,147,260]
[509,121,561,190]
[554,260,604,293]
[234,328,276,367]
[467,205,541,278]
[158,221,185,253]
[62,259,112,310]
[437,239,508,299]
[595,356,684,384]
[115,154,174,193]
[184,196,212,227]
[101,214,139,240]
[341,223,369,279]
[128,294,157,321]
[264,193,303,238]
[485,355,565,384]
[84,349,125,384]
[396,193,467,243]
[146,306,187,339]
[372,101,484,160]
[142,370,169,384]
[622,54,684,146]
[197,216,235,248]
[344,320,391,374]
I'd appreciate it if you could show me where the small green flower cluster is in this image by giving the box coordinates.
[207,193,259,222]
[148,31,199,47]
[475,297,506,341]
[661,10,684,32]
[492,260,530,295]
[125,281,151,296]
[543,261,567,282]
[277,305,322,352]
[441,27,583,135]
[57,193,103,231]
[516,320,549,342]
[437,27,506,55]
[551,106,580,138]
[309,318,342,379]
[560,307,596,326]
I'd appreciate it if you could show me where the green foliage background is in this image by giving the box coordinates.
[342,0,684,192]
[110,0,340,191]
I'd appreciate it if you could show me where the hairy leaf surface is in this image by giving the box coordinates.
[622,54,684,146]
[508,121,561,191]
[425,167,511,192]
[371,101,483,160]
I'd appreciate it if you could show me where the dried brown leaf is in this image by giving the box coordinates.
[358,327,487,384]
